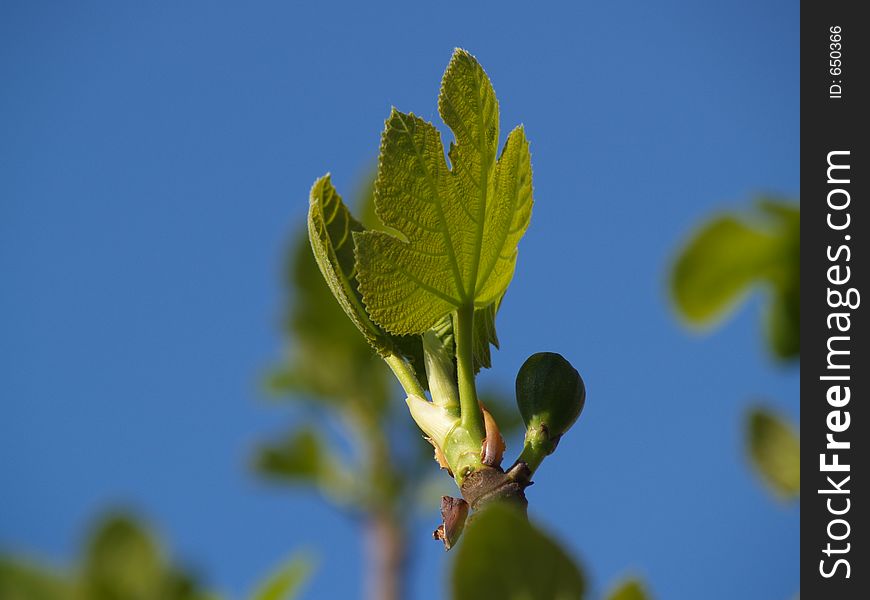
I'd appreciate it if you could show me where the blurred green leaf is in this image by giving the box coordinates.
[248,554,312,600]
[670,199,799,360]
[451,504,585,600]
[747,407,800,499]
[3,514,218,600]
[672,216,775,322]
[605,578,650,600]
[254,428,357,504]
[255,428,325,482]
[162,570,219,600]
[472,299,501,372]
[760,200,800,360]
[79,514,166,600]
[766,278,799,360]
[0,558,71,600]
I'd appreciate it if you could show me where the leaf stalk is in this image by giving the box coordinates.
[384,353,426,398]
[453,304,485,444]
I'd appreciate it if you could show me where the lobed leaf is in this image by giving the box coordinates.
[307,174,428,384]
[355,49,533,339]
[308,175,392,354]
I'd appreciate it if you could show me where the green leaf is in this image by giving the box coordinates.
[670,199,800,360]
[2,514,217,600]
[606,578,651,600]
[355,49,533,337]
[671,216,776,325]
[308,174,396,356]
[255,428,325,482]
[760,200,800,360]
[254,428,357,504]
[766,277,799,360]
[747,407,800,499]
[80,514,167,600]
[451,504,585,600]
[306,175,428,388]
[0,558,71,600]
[248,555,312,600]
[472,299,501,371]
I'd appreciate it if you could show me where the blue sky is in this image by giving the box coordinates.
[1,1,799,599]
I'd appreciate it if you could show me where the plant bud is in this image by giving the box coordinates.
[406,394,460,453]
[422,330,460,412]
[515,352,585,443]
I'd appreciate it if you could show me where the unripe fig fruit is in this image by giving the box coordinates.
[516,352,585,442]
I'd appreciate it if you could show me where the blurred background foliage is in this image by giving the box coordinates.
[2,192,798,600]
[605,580,652,600]
[0,512,309,600]
[671,198,799,361]
[670,197,799,501]
[746,408,800,500]
[0,171,654,600]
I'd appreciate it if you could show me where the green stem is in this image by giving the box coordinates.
[385,353,426,398]
[516,424,556,476]
[454,304,485,444]
[517,442,547,476]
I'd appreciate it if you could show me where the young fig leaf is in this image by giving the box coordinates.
[354,49,533,338]
[307,175,427,379]
[308,175,392,355]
